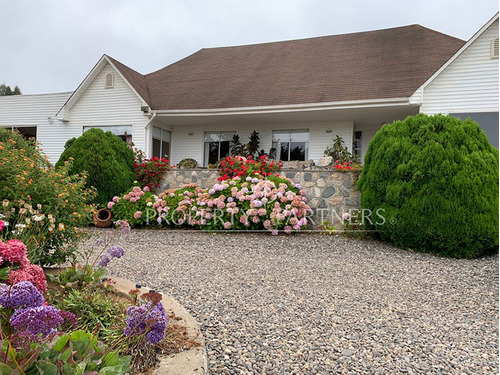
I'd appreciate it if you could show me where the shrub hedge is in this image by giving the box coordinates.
[56,128,135,206]
[358,114,499,258]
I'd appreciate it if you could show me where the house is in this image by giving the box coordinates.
[0,14,497,165]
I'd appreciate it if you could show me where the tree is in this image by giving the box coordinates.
[0,83,21,96]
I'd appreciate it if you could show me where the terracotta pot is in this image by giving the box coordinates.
[93,208,113,228]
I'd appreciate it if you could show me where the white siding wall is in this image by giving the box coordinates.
[0,92,73,163]
[68,64,150,152]
[420,20,499,114]
[170,120,353,166]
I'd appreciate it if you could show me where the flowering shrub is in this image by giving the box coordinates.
[0,128,95,266]
[108,186,157,227]
[331,160,361,171]
[124,292,167,344]
[109,174,312,234]
[0,237,47,293]
[133,156,170,189]
[218,155,282,181]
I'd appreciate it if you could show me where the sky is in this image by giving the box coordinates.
[1,0,498,94]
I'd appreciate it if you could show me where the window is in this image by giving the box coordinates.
[204,131,235,166]
[353,131,362,159]
[2,126,37,140]
[105,73,114,88]
[83,125,132,144]
[272,129,309,161]
[491,38,499,59]
[152,127,171,159]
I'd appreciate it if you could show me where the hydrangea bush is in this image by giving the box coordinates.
[109,174,312,233]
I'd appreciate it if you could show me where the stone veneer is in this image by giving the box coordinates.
[157,169,360,229]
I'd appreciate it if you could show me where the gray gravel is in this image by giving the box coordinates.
[88,229,499,374]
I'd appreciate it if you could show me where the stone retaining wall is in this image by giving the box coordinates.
[158,169,360,229]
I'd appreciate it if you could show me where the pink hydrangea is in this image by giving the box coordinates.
[8,264,47,294]
[133,211,142,219]
[0,240,29,267]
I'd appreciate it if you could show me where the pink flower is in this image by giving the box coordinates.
[0,220,4,231]
[0,240,29,266]
[112,196,120,202]
[8,264,47,294]
[133,211,142,219]
[223,222,232,229]
[107,202,115,209]
[271,229,278,236]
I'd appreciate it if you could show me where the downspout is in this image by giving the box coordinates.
[144,111,157,158]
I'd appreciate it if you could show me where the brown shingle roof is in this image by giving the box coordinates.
[109,25,465,110]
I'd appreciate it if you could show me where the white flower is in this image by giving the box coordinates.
[147,202,153,207]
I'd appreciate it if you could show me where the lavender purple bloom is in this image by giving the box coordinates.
[124,301,167,344]
[99,253,111,267]
[107,246,125,259]
[10,305,64,336]
[0,281,44,309]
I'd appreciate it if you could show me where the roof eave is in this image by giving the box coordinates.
[153,97,414,117]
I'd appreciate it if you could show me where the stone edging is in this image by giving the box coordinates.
[112,276,208,375]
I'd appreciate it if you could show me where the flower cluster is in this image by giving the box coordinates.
[0,281,44,309]
[331,160,360,171]
[108,186,156,227]
[99,245,125,267]
[133,156,170,189]
[0,239,47,293]
[110,174,312,234]
[10,305,64,336]
[124,299,167,344]
[218,155,283,181]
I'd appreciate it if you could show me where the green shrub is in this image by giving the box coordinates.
[0,127,95,266]
[358,114,499,258]
[56,128,135,206]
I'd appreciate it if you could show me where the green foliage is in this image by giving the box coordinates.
[0,127,95,266]
[324,135,355,163]
[53,289,127,342]
[56,128,135,206]
[358,114,499,258]
[1,330,131,374]
[108,187,157,227]
[0,83,21,96]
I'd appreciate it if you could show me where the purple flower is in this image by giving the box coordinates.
[10,305,64,336]
[253,200,263,208]
[0,281,44,309]
[107,246,125,259]
[124,302,167,344]
[99,253,111,267]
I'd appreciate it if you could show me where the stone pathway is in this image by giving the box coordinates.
[92,230,498,374]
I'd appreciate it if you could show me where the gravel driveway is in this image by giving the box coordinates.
[95,229,498,374]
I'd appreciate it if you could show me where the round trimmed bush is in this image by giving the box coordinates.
[358,114,498,258]
[56,128,135,206]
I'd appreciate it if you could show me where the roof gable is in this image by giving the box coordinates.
[57,55,150,118]
[413,12,499,94]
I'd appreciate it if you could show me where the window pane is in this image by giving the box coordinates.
[280,142,290,161]
[205,142,219,165]
[204,132,220,142]
[220,131,236,142]
[16,127,37,140]
[161,141,170,159]
[220,141,231,159]
[152,138,161,159]
[152,127,162,139]
[290,142,306,161]
[162,130,171,142]
[272,130,291,142]
[290,129,309,143]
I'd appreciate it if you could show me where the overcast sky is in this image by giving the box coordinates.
[1,0,498,94]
